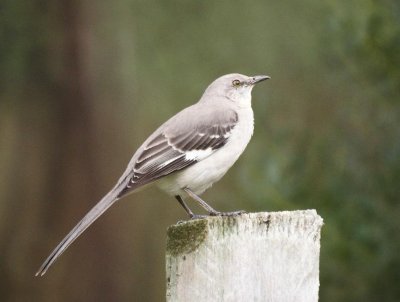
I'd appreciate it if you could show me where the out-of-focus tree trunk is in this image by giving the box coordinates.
[0,0,123,301]
[38,0,120,300]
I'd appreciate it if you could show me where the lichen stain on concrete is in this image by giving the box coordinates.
[166,219,208,256]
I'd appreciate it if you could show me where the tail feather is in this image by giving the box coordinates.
[35,187,121,276]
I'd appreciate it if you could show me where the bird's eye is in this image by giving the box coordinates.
[232,79,241,87]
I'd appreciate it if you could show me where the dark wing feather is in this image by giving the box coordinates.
[117,106,238,198]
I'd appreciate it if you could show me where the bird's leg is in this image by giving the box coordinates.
[175,195,194,217]
[183,188,245,217]
[175,195,207,219]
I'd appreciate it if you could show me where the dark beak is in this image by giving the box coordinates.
[250,75,270,85]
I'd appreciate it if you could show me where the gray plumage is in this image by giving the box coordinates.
[36,73,269,276]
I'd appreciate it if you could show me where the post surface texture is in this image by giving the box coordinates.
[166,210,323,302]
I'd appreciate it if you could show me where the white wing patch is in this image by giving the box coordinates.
[184,148,213,161]
[158,154,185,168]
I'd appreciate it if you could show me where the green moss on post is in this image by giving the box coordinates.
[166,219,208,256]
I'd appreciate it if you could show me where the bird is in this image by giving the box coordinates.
[35,73,270,276]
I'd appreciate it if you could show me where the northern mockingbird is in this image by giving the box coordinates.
[36,73,269,276]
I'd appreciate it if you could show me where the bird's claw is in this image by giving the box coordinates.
[185,211,246,221]
[209,210,246,217]
[189,214,208,220]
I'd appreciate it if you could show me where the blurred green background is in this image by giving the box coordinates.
[1,0,399,301]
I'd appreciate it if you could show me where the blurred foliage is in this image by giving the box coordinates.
[0,0,399,301]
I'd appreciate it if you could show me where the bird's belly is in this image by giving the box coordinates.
[157,107,254,196]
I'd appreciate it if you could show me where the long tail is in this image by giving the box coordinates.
[35,186,123,276]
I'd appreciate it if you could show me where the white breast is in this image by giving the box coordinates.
[158,106,254,196]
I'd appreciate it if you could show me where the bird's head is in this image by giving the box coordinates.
[200,73,270,106]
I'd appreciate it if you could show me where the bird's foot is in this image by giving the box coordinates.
[183,211,246,221]
[189,214,208,220]
[209,210,246,217]
[176,215,208,223]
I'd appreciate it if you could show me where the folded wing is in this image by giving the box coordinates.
[118,105,238,197]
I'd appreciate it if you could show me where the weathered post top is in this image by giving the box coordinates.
[166,210,323,302]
